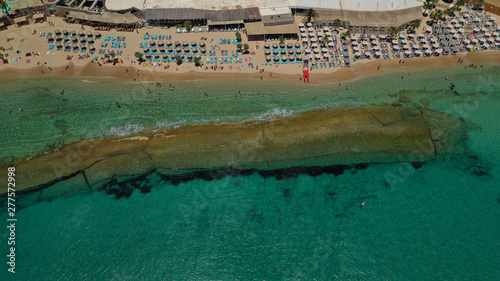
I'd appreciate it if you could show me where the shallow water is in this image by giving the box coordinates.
[0,66,499,280]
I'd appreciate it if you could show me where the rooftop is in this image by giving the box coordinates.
[105,0,423,12]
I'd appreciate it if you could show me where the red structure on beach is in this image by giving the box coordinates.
[303,69,309,83]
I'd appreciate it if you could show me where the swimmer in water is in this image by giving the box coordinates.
[361,202,365,208]
[60,89,64,95]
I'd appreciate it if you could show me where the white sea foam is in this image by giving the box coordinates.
[106,123,145,137]
[251,108,295,122]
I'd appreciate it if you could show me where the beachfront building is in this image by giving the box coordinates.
[44,0,424,38]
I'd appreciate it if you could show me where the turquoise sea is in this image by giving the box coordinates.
[1,66,499,280]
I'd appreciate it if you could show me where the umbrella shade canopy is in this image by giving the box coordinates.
[287,49,294,54]
[313,48,320,53]
[321,48,328,52]
[175,47,182,52]
[95,32,101,38]
[143,47,149,51]
[264,49,271,55]
[310,37,317,42]
[328,42,335,46]
[182,41,189,46]
[87,32,93,37]
[150,41,156,45]
[200,47,206,53]
[273,49,279,54]
[299,23,305,27]
[279,42,285,48]
[54,29,61,34]
[307,22,312,27]
[295,42,301,48]
[281,55,287,61]
[191,41,197,46]
[158,41,165,46]
[296,49,302,54]
[305,48,311,53]
[79,31,85,36]
[62,30,68,35]
[264,43,270,48]
[274,56,280,61]
[174,41,180,46]
[280,49,286,54]
[392,45,400,50]
[299,28,306,32]
[272,43,278,48]
[311,43,318,47]
[265,55,271,61]
[301,33,307,37]
[287,43,293,48]
[199,41,205,47]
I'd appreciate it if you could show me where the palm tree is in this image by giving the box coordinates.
[423,1,434,12]
[193,56,201,66]
[332,19,342,30]
[388,27,399,39]
[409,20,421,32]
[430,9,443,22]
[279,35,285,44]
[341,30,351,39]
[243,43,250,54]
[175,55,182,65]
[362,25,369,35]
[134,51,143,60]
[183,20,192,32]
[443,8,453,18]
[302,8,319,24]
[235,31,241,42]
[323,35,329,46]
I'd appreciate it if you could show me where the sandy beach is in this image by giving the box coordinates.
[1,16,500,85]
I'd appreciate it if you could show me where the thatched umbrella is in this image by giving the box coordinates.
[78,31,85,37]
[80,38,86,43]
[183,48,189,53]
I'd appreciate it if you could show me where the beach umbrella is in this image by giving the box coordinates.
[80,38,86,43]
[310,37,317,42]
[287,43,293,49]
[199,41,205,47]
[301,37,308,42]
[328,42,335,47]
[279,42,285,48]
[149,40,155,46]
[281,55,288,61]
[466,44,473,50]
[158,41,164,47]
[200,47,206,53]
[264,49,271,55]
[171,54,178,59]
[264,43,270,49]
[95,32,101,38]
[307,22,312,27]
[296,49,302,54]
[87,32,93,37]
[311,42,318,48]
[190,41,196,46]
[175,46,181,52]
[182,41,188,46]
[472,38,479,44]
[78,31,85,36]
[274,56,279,61]
[299,28,306,32]
[317,31,323,37]
[273,49,279,54]
[174,41,180,46]
[404,50,412,55]
[313,48,320,53]
[265,55,272,61]
[297,54,303,60]
[301,32,307,38]
[305,48,311,53]
[62,30,68,35]
[463,39,470,44]
[493,32,499,37]
[483,43,490,49]
[351,41,358,45]
[55,29,61,34]
[307,27,314,32]
[392,45,400,50]
[164,40,172,46]
[372,45,380,50]
[352,46,359,51]
[321,47,328,53]
[272,43,278,49]
[287,49,294,55]
[299,23,304,27]
[70,30,76,36]
[379,35,386,40]
[56,37,62,42]
[294,42,301,48]
[192,48,198,54]
[280,49,286,54]
[183,48,189,54]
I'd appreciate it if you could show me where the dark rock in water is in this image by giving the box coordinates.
[283,188,291,198]
[399,96,412,103]
[411,162,424,169]
[354,163,369,170]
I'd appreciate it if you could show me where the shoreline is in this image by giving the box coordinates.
[1,51,500,85]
